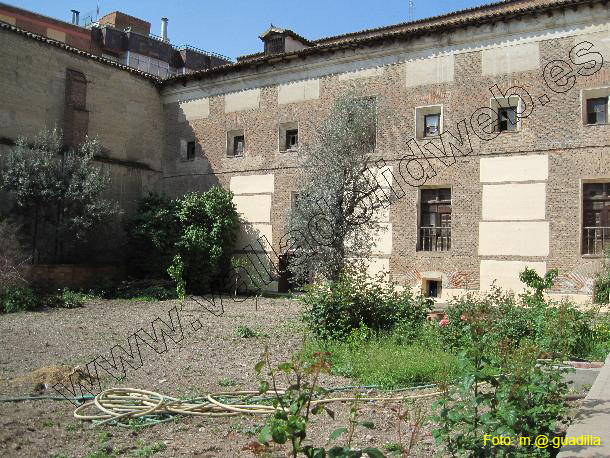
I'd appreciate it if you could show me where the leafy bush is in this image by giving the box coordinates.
[58,288,87,308]
[126,193,178,278]
[301,265,431,340]
[432,307,570,458]
[437,277,603,360]
[172,188,240,293]
[235,325,258,338]
[254,347,384,457]
[128,187,239,294]
[1,286,39,313]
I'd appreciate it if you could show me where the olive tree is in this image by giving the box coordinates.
[0,129,119,263]
[285,95,396,282]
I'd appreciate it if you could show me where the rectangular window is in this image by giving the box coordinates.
[233,135,245,156]
[267,36,285,55]
[582,182,610,255]
[586,97,608,125]
[498,106,517,132]
[286,129,298,150]
[227,129,245,157]
[419,188,451,252]
[186,141,196,160]
[424,113,440,137]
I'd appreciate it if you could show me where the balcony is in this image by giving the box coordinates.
[583,227,610,255]
[419,226,451,252]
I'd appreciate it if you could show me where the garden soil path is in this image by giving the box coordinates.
[0,297,440,457]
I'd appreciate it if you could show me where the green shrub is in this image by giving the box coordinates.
[432,314,570,458]
[172,188,240,293]
[126,193,178,278]
[594,249,610,304]
[438,278,602,360]
[235,325,258,338]
[1,286,39,313]
[58,288,87,308]
[301,265,431,340]
[128,188,240,294]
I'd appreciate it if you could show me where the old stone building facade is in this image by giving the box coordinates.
[1,0,609,300]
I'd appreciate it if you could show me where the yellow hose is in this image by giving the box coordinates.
[74,387,442,426]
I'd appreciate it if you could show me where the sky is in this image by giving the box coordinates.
[8,0,497,59]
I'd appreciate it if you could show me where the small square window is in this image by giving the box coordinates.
[279,122,299,152]
[424,114,440,137]
[415,105,442,140]
[497,106,517,132]
[233,136,245,156]
[186,141,196,160]
[226,129,245,157]
[587,97,608,125]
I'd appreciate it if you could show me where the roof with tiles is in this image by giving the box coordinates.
[165,0,604,87]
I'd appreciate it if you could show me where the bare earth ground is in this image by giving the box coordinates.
[0,297,441,458]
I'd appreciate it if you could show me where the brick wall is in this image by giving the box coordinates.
[161,2,610,299]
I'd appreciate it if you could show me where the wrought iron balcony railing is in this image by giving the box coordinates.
[583,226,610,255]
[419,226,451,252]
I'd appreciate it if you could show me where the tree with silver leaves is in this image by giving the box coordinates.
[0,129,119,263]
[285,94,394,283]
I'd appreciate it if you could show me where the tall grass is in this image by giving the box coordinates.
[306,328,458,388]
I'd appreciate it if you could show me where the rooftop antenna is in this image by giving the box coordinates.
[409,0,414,21]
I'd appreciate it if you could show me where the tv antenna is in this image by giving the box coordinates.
[409,0,414,21]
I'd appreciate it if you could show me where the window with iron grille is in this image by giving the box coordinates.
[419,188,451,252]
[186,141,196,160]
[497,106,517,132]
[582,182,610,255]
[586,97,608,125]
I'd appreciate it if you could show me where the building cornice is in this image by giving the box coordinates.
[165,0,606,88]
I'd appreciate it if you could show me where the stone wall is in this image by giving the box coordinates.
[161,2,610,300]
[0,26,163,264]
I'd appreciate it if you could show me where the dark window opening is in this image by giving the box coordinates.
[425,280,441,298]
[186,141,196,160]
[291,192,301,210]
[424,113,440,137]
[286,129,298,150]
[497,106,517,132]
[586,97,608,125]
[583,182,610,255]
[233,135,245,156]
[266,36,285,55]
[277,253,309,293]
[419,188,451,252]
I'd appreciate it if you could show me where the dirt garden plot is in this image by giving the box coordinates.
[0,297,441,457]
